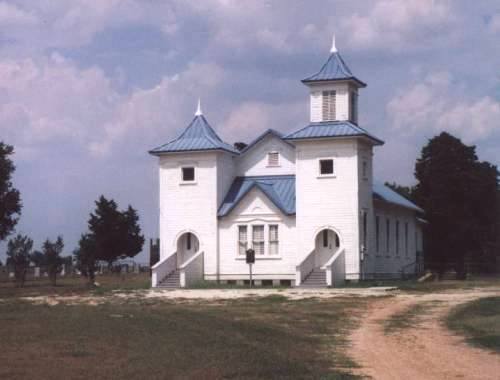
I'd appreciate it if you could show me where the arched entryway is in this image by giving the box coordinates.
[176,232,200,266]
[314,228,340,268]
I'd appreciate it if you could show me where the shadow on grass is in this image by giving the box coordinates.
[446,296,500,353]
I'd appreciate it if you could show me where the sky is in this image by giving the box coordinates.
[0,0,499,262]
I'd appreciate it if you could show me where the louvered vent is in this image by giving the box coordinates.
[267,152,280,167]
[322,90,336,121]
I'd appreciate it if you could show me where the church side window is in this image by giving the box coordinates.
[322,90,336,121]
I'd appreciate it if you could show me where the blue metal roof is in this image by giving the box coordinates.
[302,52,366,87]
[218,176,422,217]
[373,183,423,212]
[218,175,296,217]
[284,121,384,145]
[239,129,294,154]
[149,115,239,155]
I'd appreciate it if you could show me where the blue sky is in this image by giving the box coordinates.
[0,0,499,262]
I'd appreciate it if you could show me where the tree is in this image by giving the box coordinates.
[414,132,499,278]
[74,233,97,286]
[42,236,64,286]
[385,182,416,203]
[87,196,144,267]
[0,142,22,241]
[30,250,45,267]
[6,234,33,287]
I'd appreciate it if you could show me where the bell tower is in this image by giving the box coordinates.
[302,35,366,124]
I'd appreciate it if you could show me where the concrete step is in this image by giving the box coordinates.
[157,270,180,289]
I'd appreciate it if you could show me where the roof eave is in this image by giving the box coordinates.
[149,147,239,156]
[301,77,367,88]
[284,134,384,146]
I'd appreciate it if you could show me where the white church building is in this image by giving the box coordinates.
[150,38,424,288]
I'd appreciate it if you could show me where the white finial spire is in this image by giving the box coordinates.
[195,98,202,116]
[330,34,337,53]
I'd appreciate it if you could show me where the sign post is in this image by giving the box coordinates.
[245,248,255,287]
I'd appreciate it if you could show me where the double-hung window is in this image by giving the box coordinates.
[252,225,265,256]
[396,220,400,256]
[269,225,279,255]
[238,226,248,256]
[386,218,390,254]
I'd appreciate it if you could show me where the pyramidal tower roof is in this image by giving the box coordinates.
[149,101,239,155]
[302,35,366,87]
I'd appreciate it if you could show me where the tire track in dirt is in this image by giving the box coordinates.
[349,289,500,380]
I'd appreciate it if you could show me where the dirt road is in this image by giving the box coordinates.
[350,289,500,380]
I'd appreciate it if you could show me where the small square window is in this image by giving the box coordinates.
[319,159,334,175]
[182,167,195,182]
[267,152,280,167]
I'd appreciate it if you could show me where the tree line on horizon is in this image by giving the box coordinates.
[0,131,498,284]
[0,142,144,287]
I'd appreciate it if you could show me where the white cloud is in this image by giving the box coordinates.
[0,2,37,26]
[221,101,304,143]
[488,13,500,34]
[0,52,228,159]
[340,0,456,51]
[387,71,500,144]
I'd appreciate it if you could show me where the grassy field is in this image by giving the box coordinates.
[0,273,151,298]
[0,277,367,379]
[446,296,500,353]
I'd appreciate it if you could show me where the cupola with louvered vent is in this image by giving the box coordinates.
[303,35,364,124]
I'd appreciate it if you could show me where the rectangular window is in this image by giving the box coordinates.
[182,167,195,182]
[396,221,400,256]
[386,218,390,254]
[252,225,264,255]
[405,222,409,257]
[319,159,334,175]
[267,152,280,167]
[269,225,279,255]
[375,216,380,253]
[349,91,358,124]
[362,211,368,249]
[238,226,247,256]
[322,90,336,121]
[362,161,368,179]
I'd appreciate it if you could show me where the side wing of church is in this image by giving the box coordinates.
[149,37,424,288]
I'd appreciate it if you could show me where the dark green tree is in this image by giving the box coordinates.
[74,233,97,286]
[30,250,45,267]
[86,196,144,267]
[42,236,64,286]
[0,142,22,241]
[6,234,33,287]
[414,132,499,278]
[385,182,416,202]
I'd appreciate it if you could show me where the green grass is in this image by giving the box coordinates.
[340,277,500,293]
[0,273,151,298]
[446,296,500,353]
[383,301,443,334]
[0,295,366,379]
